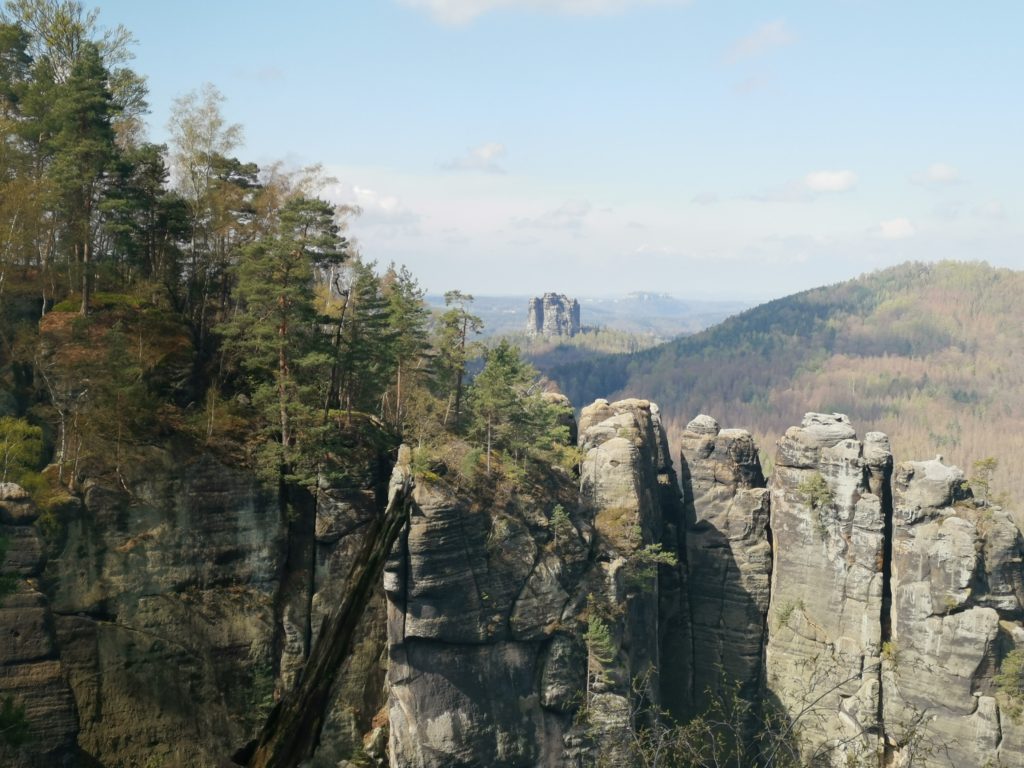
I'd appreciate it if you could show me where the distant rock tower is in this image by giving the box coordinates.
[526,293,580,337]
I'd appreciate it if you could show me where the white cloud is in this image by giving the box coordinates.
[912,162,960,185]
[804,170,857,192]
[513,200,592,231]
[322,182,422,238]
[690,192,719,206]
[726,20,795,62]
[400,0,690,24]
[876,217,916,239]
[973,200,1006,220]
[441,142,507,174]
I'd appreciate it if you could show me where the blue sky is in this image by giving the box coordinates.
[93,0,1021,299]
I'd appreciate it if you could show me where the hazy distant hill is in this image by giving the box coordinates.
[425,292,749,339]
[549,261,1024,507]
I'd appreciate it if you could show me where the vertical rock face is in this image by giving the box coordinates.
[526,293,581,337]
[577,399,687,750]
[384,467,584,768]
[680,416,770,712]
[0,484,79,768]
[765,413,892,766]
[385,398,685,767]
[43,450,286,767]
[0,444,392,767]
[885,458,1024,767]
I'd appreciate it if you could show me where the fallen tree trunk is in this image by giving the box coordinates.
[243,453,413,768]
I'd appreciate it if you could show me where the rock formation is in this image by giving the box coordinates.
[765,413,891,766]
[527,293,581,337]
[680,416,770,714]
[384,398,686,766]
[0,444,392,768]
[884,458,1024,767]
[0,484,78,768]
[5,399,1024,768]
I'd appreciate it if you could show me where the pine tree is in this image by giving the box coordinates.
[381,263,430,431]
[468,339,535,474]
[435,290,481,431]
[46,40,118,314]
[222,195,345,485]
[336,259,395,420]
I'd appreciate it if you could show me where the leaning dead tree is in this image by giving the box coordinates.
[243,453,414,768]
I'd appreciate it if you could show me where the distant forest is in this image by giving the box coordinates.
[549,261,1024,515]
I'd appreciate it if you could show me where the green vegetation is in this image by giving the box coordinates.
[549,261,1024,516]
[467,339,571,476]
[964,457,1005,506]
[624,542,679,587]
[797,473,832,511]
[995,648,1024,719]
[775,598,804,629]
[0,694,28,747]
[584,595,617,701]
[0,1,573,501]
[549,503,574,541]
[797,472,833,539]
[0,416,41,483]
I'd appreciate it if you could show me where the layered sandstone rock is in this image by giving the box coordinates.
[0,443,392,768]
[680,415,770,712]
[0,484,79,768]
[385,398,685,767]
[883,458,1024,767]
[526,293,581,337]
[765,413,892,766]
[384,462,583,767]
[576,398,683,752]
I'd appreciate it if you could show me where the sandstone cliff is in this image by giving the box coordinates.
[680,416,770,716]
[0,444,392,767]
[4,402,1024,768]
[527,294,581,338]
[884,458,1024,767]
[765,414,891,765]
[384,398,686,766]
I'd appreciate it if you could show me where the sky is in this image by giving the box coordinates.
[89,0,1021,301]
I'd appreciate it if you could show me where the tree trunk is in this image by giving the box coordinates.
[242,467,413,768]
[278,306,290,450]
[80,238,91,315]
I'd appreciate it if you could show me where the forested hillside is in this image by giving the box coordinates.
[551,261,1024,507]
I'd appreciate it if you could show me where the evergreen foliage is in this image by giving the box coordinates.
[221,195,346,486]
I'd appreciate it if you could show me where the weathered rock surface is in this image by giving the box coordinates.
[42,450,284,766]
[765,414,891,766]
[884,458,1024,767]
[0,485,78,768]
[10,389,1024,768]
[385,472,582,767]
[0,442,393,767]
[385,398,685,767]
[526,293,581,337]
[576,398,689,754]
[680,416,770,712]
